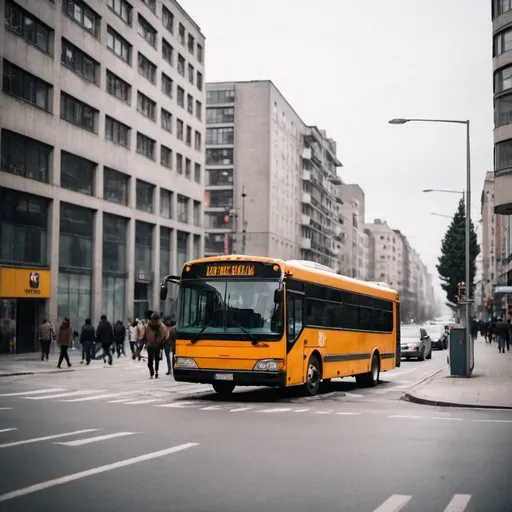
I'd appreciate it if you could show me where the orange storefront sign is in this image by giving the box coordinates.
[0,267,51,298]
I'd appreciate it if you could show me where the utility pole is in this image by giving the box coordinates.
[241,187,247,255]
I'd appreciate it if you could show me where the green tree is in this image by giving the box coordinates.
[437,198,480,309]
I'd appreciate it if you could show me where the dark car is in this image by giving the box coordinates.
[400,326,432,361]
[426,324,449,350]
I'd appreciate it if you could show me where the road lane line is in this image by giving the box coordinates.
[344,392,364,398]
[293,408,311,413]
[108,398,133,403]
[258,408,291,413]
[388,415,423,420]
[156,401,196,408]
[23,390,105,400]
[0,429,98,449]
[199,405,223,410]
[229,407,253,412]
[0,389,67,397]
[0,428,17,433]
[372,494,412,512]
[55,432,137,446]
[336,412,362,416]
[472,419,512,423]
[0,408,13,411]
[443,494,471,512]
[61,392,133,402]
[432,417,462,421]
[315,411,331,414]
[0,442,199,503]
[122,399,162,405]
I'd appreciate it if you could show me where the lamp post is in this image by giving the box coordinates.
[241,187,247,255]
[390,117,472,375]
[430,212,454,219]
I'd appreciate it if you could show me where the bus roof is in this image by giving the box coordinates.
[183,255,399,301]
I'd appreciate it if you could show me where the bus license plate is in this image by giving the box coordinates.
[214,373,233,381]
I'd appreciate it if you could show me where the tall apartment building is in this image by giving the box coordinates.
[204,80,344,270]
[0,0,205,353]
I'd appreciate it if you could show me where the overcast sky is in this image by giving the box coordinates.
[183,0,493,305]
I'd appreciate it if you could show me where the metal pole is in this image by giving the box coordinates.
[241,187,247,255]
[465,120,472,375]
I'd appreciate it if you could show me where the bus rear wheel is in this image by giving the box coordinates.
[302,355,322,396]
[212,382,235,396]
[355,353,380,388]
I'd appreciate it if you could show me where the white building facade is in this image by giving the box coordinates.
[0,0,205,353]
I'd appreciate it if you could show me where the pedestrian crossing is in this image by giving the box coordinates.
[371,494,473,512]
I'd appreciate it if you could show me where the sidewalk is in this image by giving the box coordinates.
[404,338,512,410]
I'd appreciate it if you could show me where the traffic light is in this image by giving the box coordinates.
[223,209,230,224]
[457,282,466,303]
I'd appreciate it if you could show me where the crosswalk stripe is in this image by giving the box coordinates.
[156,401,196,408]
[55,432,137,447]
[258,408,291,413]
[293,408,311,413]
[61,392,134,402]
[0,428,17,433]
[0,408,13,411]
[372,494,411,512]
[229,407,253,412]
[315,411,331,414]
[23,390,105,400]
[199,405,223,410]
[472,419,512,423]
[108,398,133,403]
[443,494,471,512]
[122,399,162,405]
[0,389,67,397]
[336,412,361,416]
[388,415,423,420]
[0,429,99,449]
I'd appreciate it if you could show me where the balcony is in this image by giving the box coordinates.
[301,238,311,249]
[302,214,311,226]
[302,147,311,160]
[329,174,343,185]
[302,170,311,181]
[302,192,311,204]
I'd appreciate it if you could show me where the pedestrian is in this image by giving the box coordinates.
[495,317,508,354]
[96,315,114,365]
[128,320,138,360]
[143,312,168,379]
[38,318,54,361]
[135,318,146,361]
[113,320,126,358]
[56,317,73,369]
[79,319,95,365]
[163,319,176,376]
[470,318,478,342]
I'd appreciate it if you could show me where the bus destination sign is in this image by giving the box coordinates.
[182,261,282,280]
[206,264,255,277]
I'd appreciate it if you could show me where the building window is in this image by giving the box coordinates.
[162,73,173,98]
[208,190,233,208]
[177,231,189,270]
[108,0,132,25]
[186,126,192,146]
[196,100,202,121]
[194,131,202,151]
[137,14,156,48]
[178,23,185,45]
[206,148,233,165]
[137,52,156,83]
[494,27,512,57]
[206,127,234,145]
[141,0,156,13]
[2,60,51,112]
[187,93,193,114]
[495,65,512,94]
[196,72,203,92]
[177,195,189,223]
[61,39,99,83]
[177,86,185,107]
[193,201,201,227]
[176,153,183,174]
[205,212,233,230]
[205,169,233,186]
[176,119,184,140]
[62,0,99,37]
[103,213,127,273]
[160,189,172,218]
[177,54,185,76]
[105,116,130,148]
[162,39,173,66]
[494,0,512,17]
[161,108,172,132]
[193,235,201,259]
[162,5,174,33]
[59,203,94,271]
[4,0,52,54]
[106,70,131,103]
[136,132,156,160]
[102,275,126,325]
[185,158,191,178]
[161,145,172,168]
[495,138,512,170]
[197,43,203,63]
[206,107,234,124]
[160,226,172,277]
[188,33,195,54]
[61,151,95,195]
[207,90,235,104]
[136,179,154,213]
[0,129,51,183]
[135,221,153,275]
[188,64,194,85]
[0,189,49,266]
[107,26,131,64]
[194,163,201,183]
[104,167,129,205]
[60,92,98,132]
[495,94,512,128]
[137,91,156,120]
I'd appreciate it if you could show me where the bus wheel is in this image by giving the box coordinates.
[212,382,235,396]
[355,353,380,387]
[302,355,322,396]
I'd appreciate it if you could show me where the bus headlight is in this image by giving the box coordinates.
[175,357,198,368]
[254,359,284,372]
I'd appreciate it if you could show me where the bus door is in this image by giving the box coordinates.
[395,302,401,367]
[286,291,306,385]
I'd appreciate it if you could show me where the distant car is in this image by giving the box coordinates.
[425,324,448,350]
[400,326,432,361]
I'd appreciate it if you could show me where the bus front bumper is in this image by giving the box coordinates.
[173,368,287,387]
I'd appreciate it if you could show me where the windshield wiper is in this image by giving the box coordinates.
[190,309,222,344]
[228,320,258,345]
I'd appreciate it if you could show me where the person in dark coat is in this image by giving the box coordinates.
[113,320,126,358]
[96,315,114,365]
[79,319,95,365]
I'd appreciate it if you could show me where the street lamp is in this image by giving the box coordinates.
[430,212,453,219]
[423,188,464,195]
[389,117,472,376]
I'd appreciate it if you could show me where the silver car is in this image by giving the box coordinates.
[400,326,432,361]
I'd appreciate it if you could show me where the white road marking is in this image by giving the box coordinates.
[443,494,472,512]
[432,417,462,421]
[0,389,67,397]
[344,392,364,398]
[388,415,423,420]
[0,429,98,449]
[122,399,162,405]
[315,411,331,414]
[61,392,133,402]
[336,412,362,416]
[229,407,253,412]
[0,442,199,503]
[23,390,104,400]
[258,408,292,413]
[472,419,512,423]
[0,408,13,411]
[55,432,137,446]
[0,428,17,433]
[199,405,223,410]
[156,401,196,408]
[108,398,133,403]
[372,494,412,512]
[293,408,311,413]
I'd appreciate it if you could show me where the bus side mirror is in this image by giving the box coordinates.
[274,289,283,304]
[160,285,168,301]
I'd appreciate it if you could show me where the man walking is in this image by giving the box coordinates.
[79,319,95,365]
[96,315,114,365]
[113,320,126,358]
[495,317,509,354]
[143,313,168,379]
[38,319,54,361]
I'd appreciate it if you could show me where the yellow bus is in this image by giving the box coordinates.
[160,255,400,396]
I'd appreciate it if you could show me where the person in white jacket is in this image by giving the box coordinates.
[128,320,138,360]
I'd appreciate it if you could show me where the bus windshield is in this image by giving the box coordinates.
[178,279,284,338]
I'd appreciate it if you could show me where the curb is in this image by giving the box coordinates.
[0,369,75,378]
[402,392,512,411]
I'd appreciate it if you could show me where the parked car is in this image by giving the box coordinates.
[400,325,432,361]
[426,324,449,350]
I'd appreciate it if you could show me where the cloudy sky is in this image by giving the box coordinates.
[183,0,493,304]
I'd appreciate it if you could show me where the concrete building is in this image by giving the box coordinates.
[0,0,205,353]
[204,80,344,270]
[492,1,512,214]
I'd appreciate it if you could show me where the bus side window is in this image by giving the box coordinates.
[287,294,303,343]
